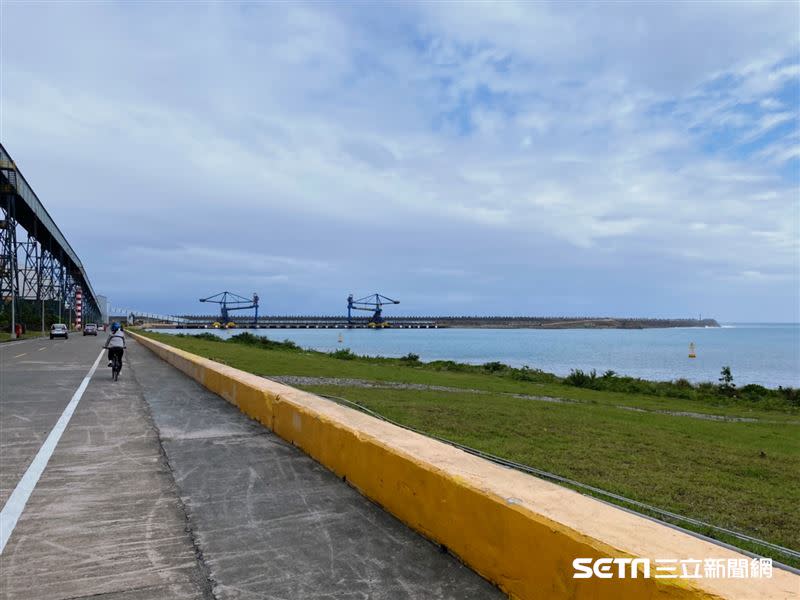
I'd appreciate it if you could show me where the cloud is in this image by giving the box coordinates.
[2,1,798,319]
[125,245,330,277]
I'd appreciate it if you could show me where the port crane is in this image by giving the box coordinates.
[199,291,259,326]
[347,293,399,327]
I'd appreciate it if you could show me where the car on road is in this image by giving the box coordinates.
[83,324,98,336]
[50,324,69,340]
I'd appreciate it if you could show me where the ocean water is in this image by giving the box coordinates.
[158,323,800,389]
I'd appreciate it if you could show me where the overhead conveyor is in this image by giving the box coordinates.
[1,143,101,334]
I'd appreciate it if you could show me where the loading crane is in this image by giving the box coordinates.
[199,291,259,327]
[347,293,400,328]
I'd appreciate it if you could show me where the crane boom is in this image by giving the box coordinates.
[347,293,399,327]
[199,291,260,326]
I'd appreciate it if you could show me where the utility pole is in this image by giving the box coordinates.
[10,283,16,339]
[9,244,17,341]
[8,200,17,339]
[58,265,63,323]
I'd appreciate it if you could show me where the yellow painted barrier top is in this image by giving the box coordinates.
[131,331,800,600]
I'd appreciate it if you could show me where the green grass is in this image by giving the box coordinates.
[138,329,800,563]
[141,331,799,419]
[306,385,800,554]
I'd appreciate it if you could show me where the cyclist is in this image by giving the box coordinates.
[104,322,126,370]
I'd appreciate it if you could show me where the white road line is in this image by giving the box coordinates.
[0,349,105,554]
[37,347,46,352]
[13,353,26,358]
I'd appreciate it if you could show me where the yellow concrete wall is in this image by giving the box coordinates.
[130,332,799,600]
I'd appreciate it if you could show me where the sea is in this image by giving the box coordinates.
[158,323,800,389]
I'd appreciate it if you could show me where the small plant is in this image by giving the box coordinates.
[400,352,420,363]
[719,366,736,396]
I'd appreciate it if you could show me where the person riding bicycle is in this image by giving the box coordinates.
[104,322,126,368]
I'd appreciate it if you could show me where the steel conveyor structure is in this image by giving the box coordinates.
[1,143,101,335]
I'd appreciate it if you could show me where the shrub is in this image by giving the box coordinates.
[482,361,507,373]
[738,383,768,401]
[778,386,800,407]
[400,352,420,363]
[510,366,558,383]
[427,360,473,372]
[229,332,260,345]
[566,369,595,387]
[227,332,301,351]
[331,348,357,360]
[187,332,224,341]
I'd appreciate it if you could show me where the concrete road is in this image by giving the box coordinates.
[1,334,213,599]
[0,335,502,599]
[0,333,106,507]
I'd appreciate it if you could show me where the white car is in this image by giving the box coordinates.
[50,324,69,340]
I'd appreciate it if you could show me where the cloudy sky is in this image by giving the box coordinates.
[2,1,798,321]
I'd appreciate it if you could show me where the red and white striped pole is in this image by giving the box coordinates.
[74,286,83,330]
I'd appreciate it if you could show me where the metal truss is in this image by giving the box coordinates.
[1,188,99,335]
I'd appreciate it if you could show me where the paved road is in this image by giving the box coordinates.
[0,334,105,506]
[1,334,212,599]
[0,335,502,599]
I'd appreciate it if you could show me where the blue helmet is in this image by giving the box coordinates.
[111,322,121,332]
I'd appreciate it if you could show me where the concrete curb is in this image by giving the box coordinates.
[131,332,799,600]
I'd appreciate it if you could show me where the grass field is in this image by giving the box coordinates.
[138,330,800,565]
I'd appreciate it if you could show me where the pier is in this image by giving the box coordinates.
[141,315,720,330]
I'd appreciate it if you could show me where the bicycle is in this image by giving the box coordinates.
[107,348,124,381]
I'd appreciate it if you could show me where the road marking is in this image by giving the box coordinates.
[0,349,104,554]
[37,347,46,352]
[13,353,26,358]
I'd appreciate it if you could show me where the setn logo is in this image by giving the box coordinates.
[573,558,650,579]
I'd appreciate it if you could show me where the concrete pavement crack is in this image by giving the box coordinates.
[127,352,218,600]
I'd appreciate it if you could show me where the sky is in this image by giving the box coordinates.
[1,1,798,321]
